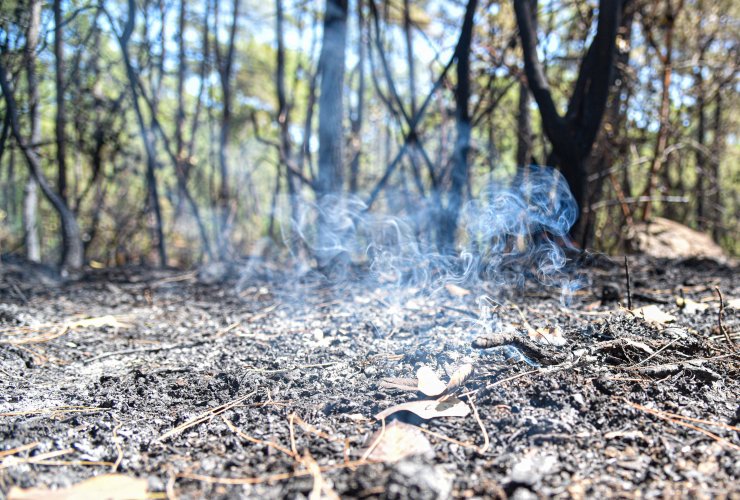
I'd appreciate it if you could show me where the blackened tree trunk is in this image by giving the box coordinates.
[709,92,723,242]
[514,0,623,234]
[0,60,84,271]
[316,0,348,197]
[438,0,477,254]
[516,0,536,168]
[54,0,68,204]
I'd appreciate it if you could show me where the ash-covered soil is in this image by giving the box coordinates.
[0,256,738,499]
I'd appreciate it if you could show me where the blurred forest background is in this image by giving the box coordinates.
[0,0,737,270]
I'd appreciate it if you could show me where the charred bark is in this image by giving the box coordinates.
[514,0,623,234]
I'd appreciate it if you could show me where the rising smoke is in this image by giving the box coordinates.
[240,165,582,304]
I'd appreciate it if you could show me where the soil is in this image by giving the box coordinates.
[0,255,738,499]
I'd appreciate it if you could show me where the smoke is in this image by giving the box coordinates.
[239,166,582,305]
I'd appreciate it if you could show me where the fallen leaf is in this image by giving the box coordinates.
[675,297,709,315]
[631,305,676,325]
[529,325,566,346]
[8,474,147,500]
[365,421,433,462]
[445,284,471,297]
[416,367,446,397]
[375,397,470,421]
[444,363,474,393]
[724,298,740,309]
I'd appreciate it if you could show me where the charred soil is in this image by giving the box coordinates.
[0,256,738,498]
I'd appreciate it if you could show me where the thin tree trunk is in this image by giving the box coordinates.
[214,0,240,260]
[23,0,42,262]
[641,0,683,221]
[54,0,68,204]
[438,0,477,254]
[106,0,167,266]
[710,92,723,242]
[349,0,366,193]
[0,60,84,271]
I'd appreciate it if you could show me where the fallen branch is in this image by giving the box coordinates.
[472,332,567,365]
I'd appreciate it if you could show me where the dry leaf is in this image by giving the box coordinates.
[445,284,471,297]
[631,305,676,325]
[365,421,433,462]
[8,474,147,500]
[676,297,709,315]
[375,397,470,421]
[529,326,566,346]
[726,298,740,309]
[416,367,446,397]
[444,363,474,393]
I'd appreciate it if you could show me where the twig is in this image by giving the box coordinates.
[111,416,124,472]
[84,341,205,364]
[467,395,490,454]
[288,413,298,457]
[715,287,735,351]
[361,418,386,462]
[176,459,373,486]
[624,256,633,310]
[625,400,740,451]
[0,405,104,417]
[221,415,296,458]
[156,390,257,442]
[0,441,40,458]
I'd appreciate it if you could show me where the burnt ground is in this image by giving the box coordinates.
[0,255,738,499]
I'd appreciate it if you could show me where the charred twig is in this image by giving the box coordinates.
[625,399,740,451]
[472,332,567,365]
[624,256,633,310]
[715,287,736,351]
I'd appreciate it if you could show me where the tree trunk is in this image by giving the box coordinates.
[438,0,477,254]
[23,0,42,262]
[349,0,366,193]
[316,0,349,197]
[315,0,348,269]
[0,60,84,271]
[54,0,68,204]
[710,92,723,242]
[110,0,168,266]
[640,0,682,221]
[514,0,623,234]
[516,0,536,169]
[214,0,240,260]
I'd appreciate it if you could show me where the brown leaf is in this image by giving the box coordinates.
[365,421,433,463]
[529,326,566,346]
[631,305,676,325]
[444,363,474,393]
[416,366,446,397]
[8,474,147,500]
[375,397,470,421]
